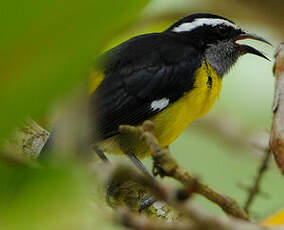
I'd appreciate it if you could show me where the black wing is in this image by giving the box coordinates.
[90,32,202,141]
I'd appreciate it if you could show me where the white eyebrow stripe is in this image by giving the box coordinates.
[172,18,239,32]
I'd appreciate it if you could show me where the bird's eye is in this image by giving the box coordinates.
[216,25,226,33]
[217,25,233,38]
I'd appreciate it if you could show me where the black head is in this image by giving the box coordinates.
[165,13,271,76]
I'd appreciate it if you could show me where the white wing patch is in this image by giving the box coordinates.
[151,98,169,111]
[172,18,239,33]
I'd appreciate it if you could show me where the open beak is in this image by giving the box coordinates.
[234,33,272,61]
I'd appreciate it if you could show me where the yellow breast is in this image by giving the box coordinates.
[152,60,222,148]
[98,61,222,158]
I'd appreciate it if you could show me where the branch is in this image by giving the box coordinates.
[3,119,49,158]
[6,119,284,230]
[181,203,284,230]
[8,118,247,220]
[116,208,193,230]
[270,43,284,174]
[116,203,284,230]
[244,150,271,214]
[120,121,248,220]
[105,165,180,221]
[110,166,281,230]
[103,148,282,230]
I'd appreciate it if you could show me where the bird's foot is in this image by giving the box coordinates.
[139,195,156,212]
[106,178,157,212]
[152,162,169,178]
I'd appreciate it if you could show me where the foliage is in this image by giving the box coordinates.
[0,0,149,140]
[0,1,149,229]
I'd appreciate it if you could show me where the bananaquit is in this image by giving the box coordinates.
[89,13,270,175]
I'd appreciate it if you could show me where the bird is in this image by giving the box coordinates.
[90,13,271,176]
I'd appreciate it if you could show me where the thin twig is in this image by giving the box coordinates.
[244,150,271,214]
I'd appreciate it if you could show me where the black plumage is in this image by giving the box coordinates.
[90,32,202,141]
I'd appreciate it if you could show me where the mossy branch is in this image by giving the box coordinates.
[7,117,284,230]
[120,120,248,220]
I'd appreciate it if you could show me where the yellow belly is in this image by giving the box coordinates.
[97,61,222,158]
[152,61,222,147]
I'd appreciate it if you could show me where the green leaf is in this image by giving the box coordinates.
[0,161,91,230]
[0,0,150,140]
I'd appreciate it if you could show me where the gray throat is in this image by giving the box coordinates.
[204,41,241,77]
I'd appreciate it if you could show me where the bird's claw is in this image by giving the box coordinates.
[139,196,156,212]
[152,163,168,178]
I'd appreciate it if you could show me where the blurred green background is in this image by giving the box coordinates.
[1,0,283,229]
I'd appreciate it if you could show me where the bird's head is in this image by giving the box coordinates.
[166,13,271,76]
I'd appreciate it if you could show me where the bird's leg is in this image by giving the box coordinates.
[138,196,157,212]
[127,154,157,211]
[93,146,109,162]
[92,146,125,209]
[127,154,154,180]
[93,147,157,211]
